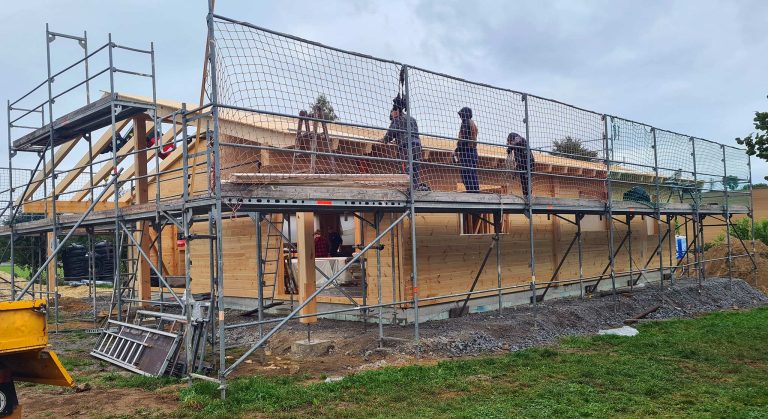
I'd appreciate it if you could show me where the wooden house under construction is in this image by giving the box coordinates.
[1,14,754,385]
[14,92,744,321]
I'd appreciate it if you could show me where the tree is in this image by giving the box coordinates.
[735,95,768,181]
[724,175,740,191]
[729,217,768,246]
[552,136,599,161]
[310,94,338,121]
[742,183,768,190]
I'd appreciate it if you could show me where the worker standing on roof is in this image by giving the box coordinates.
[506,132,534,199]
[383,96,430,191]
[456,107,479,192]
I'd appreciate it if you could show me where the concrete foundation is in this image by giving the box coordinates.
[290,339,334,357]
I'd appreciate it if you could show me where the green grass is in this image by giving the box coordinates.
[0,264,32,279]
[177,307,768,418]
[59,355,94,371]
[0,264,113,287]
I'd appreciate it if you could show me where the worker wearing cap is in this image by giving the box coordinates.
[383,96,430,191]
[456,107,479,192]
[507,132,534,199]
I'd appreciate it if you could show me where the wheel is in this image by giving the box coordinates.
[0,380,18,417]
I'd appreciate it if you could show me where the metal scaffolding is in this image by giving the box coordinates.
[0,2,757,399]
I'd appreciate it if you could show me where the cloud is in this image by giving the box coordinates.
[1,0,766,180]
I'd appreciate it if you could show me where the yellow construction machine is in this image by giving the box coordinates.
[0,299,73,418]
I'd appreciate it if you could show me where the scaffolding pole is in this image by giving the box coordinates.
[222,210,410,377]
[604,116,618,307]
[205,0,228,398]
[15,172,122,299]
[522,94,537,325]
[722,145,733,283]
[403,65,420,343]
[495,208,503,313]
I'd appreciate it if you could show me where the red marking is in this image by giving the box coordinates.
[316,200,333,205]
[177,239,186,248]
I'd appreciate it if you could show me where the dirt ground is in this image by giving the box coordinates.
[16,385,180,418]
[705,240,768,293]
[15,277,768,418]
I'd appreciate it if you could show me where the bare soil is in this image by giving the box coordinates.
[705,240,768,293]
[17,384,179,418]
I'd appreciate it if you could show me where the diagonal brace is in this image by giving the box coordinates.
[223,210,410,377]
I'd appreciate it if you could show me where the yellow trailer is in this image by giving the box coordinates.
[0,299,73,418]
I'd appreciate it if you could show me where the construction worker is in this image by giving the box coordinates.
[506,132,534,199]
[456,107,479,192]
[383,96,430,191]
[314,229,330,258]
[328,229,343,257]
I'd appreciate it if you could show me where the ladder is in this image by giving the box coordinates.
[103,224,141,323]
[261,214,285,301]
[291,110,333,174]
[91,317,182,376]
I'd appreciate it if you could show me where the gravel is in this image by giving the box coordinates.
[406,278,767,357]
[214,277,767,371]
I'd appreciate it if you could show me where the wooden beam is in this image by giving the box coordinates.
[18,137,82,204]
[228,173,409,188]
[133,118,149,204]
[53,120,130,197]
[134,221,152,304]
[80,121,155,202]
[22,199,130,214]
[551,183,562,281]
[73,120,156,202]
[132,118,152,305]
[71,139,136,202]
[296,212,317,324]
[107,124,184,202]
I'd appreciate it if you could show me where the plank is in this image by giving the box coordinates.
[296,212,317,323]
[229,173,409,187]
[21,199,130,214]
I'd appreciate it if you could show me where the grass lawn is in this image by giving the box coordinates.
[174,307,768,418]
[0,264,32,279]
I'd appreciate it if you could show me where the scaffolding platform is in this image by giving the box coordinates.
[0,198,202,236]
[12,93,155,152]
[0,183,748,237]
[221,184,747,216]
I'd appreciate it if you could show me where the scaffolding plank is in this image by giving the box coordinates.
[12,94,154,151]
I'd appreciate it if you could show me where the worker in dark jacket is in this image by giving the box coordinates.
[456,107,479,192]
[383,96,429,191]
[328,229,343,257]
[506,132,534,199]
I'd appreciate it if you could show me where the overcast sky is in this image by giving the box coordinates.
[1,0,766,181]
